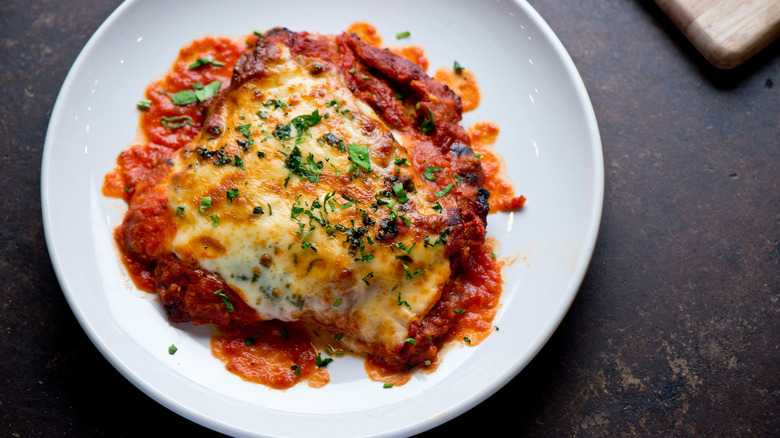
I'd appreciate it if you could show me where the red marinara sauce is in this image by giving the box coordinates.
[211,322,329,389]
[103,25,523,390]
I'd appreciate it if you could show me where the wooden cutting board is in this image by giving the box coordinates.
[654,0,780,69]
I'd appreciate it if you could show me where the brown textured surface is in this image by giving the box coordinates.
[1,0,778,436]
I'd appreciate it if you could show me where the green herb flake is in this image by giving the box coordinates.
[333,298,343,307]
[454,309,466,314]
[245,333,259,346]
[160,115,194,130]
[168,344,178,355]
[383,382,394,388]
[397,290,412,310]
[421,108,435,134]
[404,337,416,344]
[171,80,222,105]
[198,196,212,213]
[226,188,239,202]
[464,337,471,344]
[213,289,234,313]
[188,55,224,69]
[423,166,442,181]
[209,214,220,227]
[454,60,464,74]
[392,183,409,203]
[396,31,411,39]
[315,354,334,368]
[136,99,151,110]
[347,143,372,172]
[435,183,455,197]
[394,157,410,166]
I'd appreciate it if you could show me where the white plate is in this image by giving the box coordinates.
[41,0,603,436]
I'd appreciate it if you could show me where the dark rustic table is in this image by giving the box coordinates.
[2,0,778,436]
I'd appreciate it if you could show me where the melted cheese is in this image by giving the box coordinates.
[166,45,451,351]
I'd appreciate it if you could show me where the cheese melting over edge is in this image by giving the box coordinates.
[166,45,452,351]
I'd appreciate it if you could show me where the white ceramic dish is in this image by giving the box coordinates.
[41,0,603,436]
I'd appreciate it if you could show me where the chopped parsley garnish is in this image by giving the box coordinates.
[404,337,416,344]
[188,55,224,69]
[402,263,415,280]
[137,99,151,110]
[273,122,293,143]
[347,143,372,172]
[334,333,344,341]
[454,60,464,74]
[252,205,265,215]
[464,337,471,344]
[432,201,443,213]
[263,99,288,110]
[396,31,411,39]
[175,206,185,216]
[226,188,239,202]
[168,344,178,355]
[213,289,234,313]
[394,157,410,166]
[160,115,194,130]
[423,166,442,181]
[332,298,343,307]
[235,123,254,147]
[283,146,322,183]
[291,110,322,136]
[245,333,259,346]
[315,354,334,367]
[209,214,220,227]
[171,80,221,105]
[362,272,374,285]
[454,309,466,314]
[397,242,415,255]
[421,108,435,134]
[397,290,412,310]
[291,364,301,377]
[198,196,212,213]
[383,382,394,388]
[435,183,455,197]
[392,183,409,203]
[233,155,245,170]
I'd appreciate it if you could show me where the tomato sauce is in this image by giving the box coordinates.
[212,322,329,389]
[435,67,480,112]
[468,121,527,212]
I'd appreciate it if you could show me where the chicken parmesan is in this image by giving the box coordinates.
[106,26,522,384]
